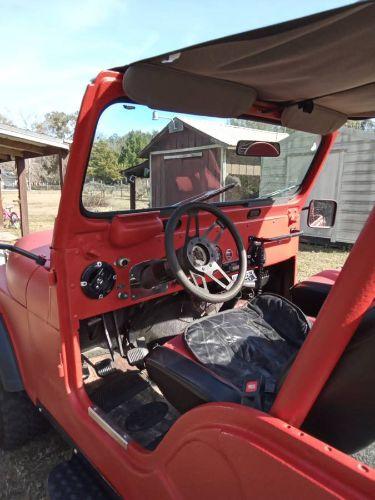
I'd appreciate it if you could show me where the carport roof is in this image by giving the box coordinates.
[0,123,70,163]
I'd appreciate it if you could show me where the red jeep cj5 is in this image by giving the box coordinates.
[0,3,374,499]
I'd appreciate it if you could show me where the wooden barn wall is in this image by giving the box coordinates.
[302,127,375,244]
[146,125,223,207]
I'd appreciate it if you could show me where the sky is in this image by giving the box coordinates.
[0,0,354,130]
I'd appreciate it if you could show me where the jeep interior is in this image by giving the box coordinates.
[1,2,374,496]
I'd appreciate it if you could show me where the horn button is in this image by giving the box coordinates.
[186,237,217,272]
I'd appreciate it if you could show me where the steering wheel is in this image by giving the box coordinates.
[165,202,247,303]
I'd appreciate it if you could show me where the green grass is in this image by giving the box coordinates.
[297,243,348,282]
[0,243,350,499]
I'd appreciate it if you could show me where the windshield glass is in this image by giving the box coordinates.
[82,103,321,213]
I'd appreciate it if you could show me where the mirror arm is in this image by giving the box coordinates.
[0,244,47,266]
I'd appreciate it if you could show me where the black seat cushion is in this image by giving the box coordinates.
[290,270,339,317]
[184,294,310,404]
[145,346,243,413]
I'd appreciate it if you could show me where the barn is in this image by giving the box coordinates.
[301,127,375,245]
[125,117,287,208]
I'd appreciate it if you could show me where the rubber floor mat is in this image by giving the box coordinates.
[106,381,180,450]
[89,370,148,412]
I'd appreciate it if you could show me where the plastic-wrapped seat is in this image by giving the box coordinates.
[146,294,310,413]
[146,293,375,453]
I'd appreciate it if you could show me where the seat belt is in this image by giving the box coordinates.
[240,376,277,411]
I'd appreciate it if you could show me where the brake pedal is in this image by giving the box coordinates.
[127,347,149,366]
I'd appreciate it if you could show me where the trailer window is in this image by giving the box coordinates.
[82,103,321,214]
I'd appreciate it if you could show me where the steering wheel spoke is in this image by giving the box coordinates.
[203,261,233,290]
[202,219,225,243]
[185,210,200,245]
[193,211,200,237]
[189,271,208,291]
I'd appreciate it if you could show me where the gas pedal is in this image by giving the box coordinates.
[127,347,149,366]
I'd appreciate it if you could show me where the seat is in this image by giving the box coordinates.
[145,293,375,453]
[146,294,310,413]
[290,269,340,316]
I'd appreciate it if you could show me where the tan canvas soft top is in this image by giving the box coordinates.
[120,1,375,126]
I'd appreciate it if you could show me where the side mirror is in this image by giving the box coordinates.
[236,140,280,157]
[308,199,337,228]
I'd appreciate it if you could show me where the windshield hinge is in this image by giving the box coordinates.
[287,208,299,229]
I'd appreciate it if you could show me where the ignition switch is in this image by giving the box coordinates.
[116,257,129,267]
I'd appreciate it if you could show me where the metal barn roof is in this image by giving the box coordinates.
[140,117,289,157]
[180,118,289,146]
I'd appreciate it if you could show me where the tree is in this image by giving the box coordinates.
[30,111,78,185]
[87,140,122,184]
[228,118,286,132]
[0,113,14,126]
[33,111,78,140]
[118,130,154,169]
[346,119,375,131]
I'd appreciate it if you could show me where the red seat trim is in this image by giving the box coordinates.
[163,334,196,361]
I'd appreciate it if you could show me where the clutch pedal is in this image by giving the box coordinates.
[94,358,116,377]
[82,355,115,378]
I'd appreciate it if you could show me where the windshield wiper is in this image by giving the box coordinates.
[254,184,299,200]
[171,183,236,207]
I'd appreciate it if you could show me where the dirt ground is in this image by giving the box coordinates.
[2,190,61,234]
[0,190,352,498]
[1,188,149,235]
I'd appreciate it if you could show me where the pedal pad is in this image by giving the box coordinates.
[127,347,149,366]
[82,362,90,381]
[94,359,115,377]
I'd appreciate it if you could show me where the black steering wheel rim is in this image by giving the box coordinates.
[165,202,247,303]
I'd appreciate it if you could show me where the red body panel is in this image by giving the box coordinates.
[0,70,373,498]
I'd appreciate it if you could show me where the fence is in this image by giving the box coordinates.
[82,179,150,211]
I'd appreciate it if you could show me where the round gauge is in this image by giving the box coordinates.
[80,261,116,299]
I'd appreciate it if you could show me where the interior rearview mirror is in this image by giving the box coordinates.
[236,140,280,157]
[308,199,337,228]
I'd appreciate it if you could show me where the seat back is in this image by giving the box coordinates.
[302,307,375,453]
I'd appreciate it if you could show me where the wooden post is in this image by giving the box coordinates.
[58,152,68,189]
[16,157,29,236]
[130,179,136,210]
[0,168,4,229]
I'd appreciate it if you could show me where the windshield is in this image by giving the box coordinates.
[82,103,321,213]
